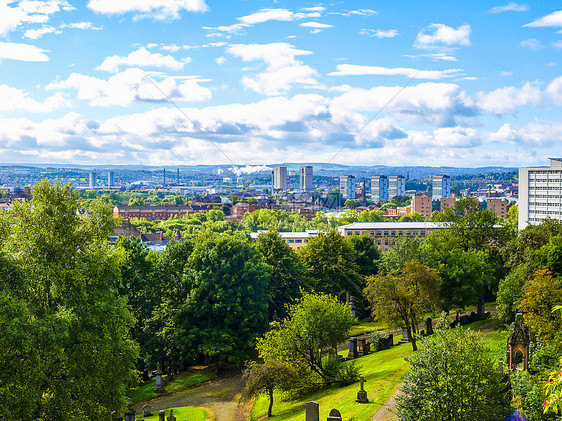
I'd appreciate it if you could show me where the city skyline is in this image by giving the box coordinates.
[1,1,562,167]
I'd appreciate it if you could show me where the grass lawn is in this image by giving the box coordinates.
[251,341,413,421]
[151,406,209,421]
[130,366,216,404]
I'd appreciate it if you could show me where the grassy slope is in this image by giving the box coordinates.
[153,406,209,421]
[251,341,413,421]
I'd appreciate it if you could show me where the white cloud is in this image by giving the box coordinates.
[64,21,103,30]
[237,8,320,25]
[552,40,562,49]
[332,9,377,17]
[226,43,319,95]
[24,25,61,39]
[87,0,209,19]
[0,0,73,36]
[328,64,463,79]
[0,42,49,61]
[215,56,226,65]
[477,81,542,114]
[359,29,398,38]
[545,76,562,104]
[500,70,513,76]
[520,38,543,49]
[488,3,529,14]
[524,10,562,27]
[300,22,333,29]
[414,24,471,49]
[404,53,458,61]
[0,84,67,112]
[98,47,191,72]
[47,68,211,106]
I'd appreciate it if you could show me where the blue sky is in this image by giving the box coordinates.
[0,0,561,168]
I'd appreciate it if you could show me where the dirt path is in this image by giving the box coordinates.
[134,374,246,421]
[371,387,401,421]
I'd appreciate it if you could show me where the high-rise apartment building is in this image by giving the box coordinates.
[340,175,357,200]
[108,171,114,188]
[89,172,96,189]
[274,166,287,191]
[432,175,451,199]
[411,194,433,219]
[518,158,562,230]
[300,166,313,191]
[371,175,389,203]
[388,175,405,198]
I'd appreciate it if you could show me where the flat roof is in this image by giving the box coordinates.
[338,222,446,230]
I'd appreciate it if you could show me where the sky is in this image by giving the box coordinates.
[0,0,562,168]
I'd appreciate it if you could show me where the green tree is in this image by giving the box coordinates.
[364,261,440,351]
[380,236,425,274]
[496,265,526,325]
[256,292,354,384]
[347,234,381,277]
[396,327,511,421]
[128,196,145,206]
[175,233,270,370]
[344,199,359,209]
[255,231,307,320]
[298,229,363,300]
[0,181,138,420]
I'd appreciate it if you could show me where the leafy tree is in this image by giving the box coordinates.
[396,327,511,421]
[347,234,381,277]
[255,231,307,320]
[364,261,440,351]
[242,361,294,418]
[298,229,363,300]
[496,265,526,325]
[175,233,270,370]
[344,199,359,209]
[128,196,145,206]
[0,181,138,419]
[380,235,425,274]
[256,292,354,384]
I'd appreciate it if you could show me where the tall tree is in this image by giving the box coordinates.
[347,234,382,277]
[255,231,307,320]
[0,181,138,420]
[364,261,440,351]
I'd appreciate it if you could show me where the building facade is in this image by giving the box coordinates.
[486,198,509,219]
[371,175,389,202]
[274,166,287,191]
[518,158,562,230]
[411,194,433,219]
[432,175,451,199]
[388,175,406,198]
[300,166,313,191]
[340,175,357,199]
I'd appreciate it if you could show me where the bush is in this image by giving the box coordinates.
[323,358,360,386]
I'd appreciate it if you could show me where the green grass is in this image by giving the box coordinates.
[152,406,209,421]
[129,367,216,404]
[348,319,387,337]
[251,341,413,421]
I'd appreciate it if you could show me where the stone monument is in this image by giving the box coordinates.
[155,362,166,393]
[356,375,368,403]
[327,408,342,421]
[305,401,319,421]
[123,398,136,421]
[508,313,530,370]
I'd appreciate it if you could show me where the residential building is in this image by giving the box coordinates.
[411,194,433,219]
[108,171,114,187]
[274,166,287,191]
[440,195,456,211]
[487,198,509,219]
[113,204,194,221]
[518,158,562,230]
[300,166,313,191]
[89,172,96,189]
[249,230,320,251]
[432,175,451,199]
[338,222,446,252]
[388,175,405,198]
[340,175,357,200]
[371,175,388,202]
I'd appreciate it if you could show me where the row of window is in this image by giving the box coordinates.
[347,230,429,237]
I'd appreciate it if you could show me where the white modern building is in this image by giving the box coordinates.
[340,175,357,199]
[519,158,562,230]
[274,166,287,191]
[371,175,389,202]
[432,175,451,199]
[388,175,406,198]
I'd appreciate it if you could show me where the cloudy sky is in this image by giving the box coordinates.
[1,0,561,167]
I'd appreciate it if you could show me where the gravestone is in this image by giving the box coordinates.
[426,317,433,335]
[346,292,357,319]
[508,313,530,370]
[327,408,342,421]
[356,375,368,403]
[158,410,165,421]
[123,398,136,421]
[357,337,368,356]
[155,362,166,393]
[401,327,411,341]
[167,409,176,421]
[348,337,358,359]
[306,401,319,421]
[142,404,152,417]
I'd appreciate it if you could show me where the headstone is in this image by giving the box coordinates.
[327,408,342,421]
[477,297,485,319]
[401,327,411,341]
[348,337,358,359]
[158,410,165,421]
[167,409,176,421]
[356,375,368,403]
[123,398,136,421]
[426,317,434,335]
[155,362,166,393]
[306,401,320,421]
[357,337,368,356]
[142,404,152,417]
